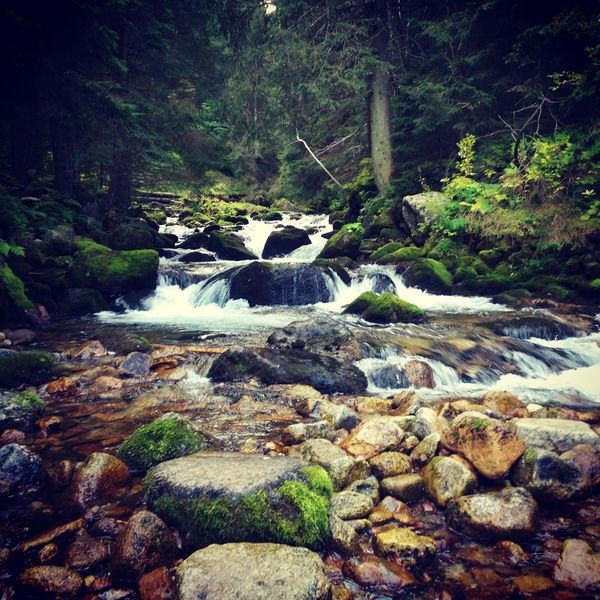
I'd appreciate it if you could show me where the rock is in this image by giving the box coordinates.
[374,527,437,568]
[0,349,53,388]
[281,421,337,445]
[342,556,415,593]
[446,487,538,540]
[67,339,108,359]
[104,221,156,251]
[262,225,311,259]
[553,539,600,592]
[67,452,131,508]
[179,250,215,262]
[340,417,405,459]
[0,390,45,431]
[206,231,257,260]
[410,432,440,468]
[146,452,331,550]
[329,515,359,554]
[64,531,110,571]
[413,407,445,440]
[138,566,176,600]
[391,390,422,415]
[561,444,600,487]
[343,291,424,324]
[512,418,600,453]
[345,476,379,504]
[402,258,454,295]
[41,224,76,255]
[177,231,209,250]
[176,542,330,600]
[208,347,368,395]
[296,396,358,430]
[317,223,363,260]
[481,390,526,416]
[46,376,78,396]
[442,413,525,479]
[117,352,154,377]
[112,510,178,580]
[267,315,362,362]
[330,490,374,520]
[402,360,434,388]
[354,396,393,414]
[116,413,205,474]
[0,443,45,497]
[16,565,84,597]
[380,474,425,503]
[422,455,477,507]
[369,452,412,479]
[510,448,590,502]
[401,192,448,236]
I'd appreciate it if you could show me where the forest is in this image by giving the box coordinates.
[0,0,599,317]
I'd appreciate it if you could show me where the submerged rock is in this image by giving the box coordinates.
[553,539,600,592]
[176,542,330,600]
[342,556,415,593]
[374,527,437,568]
[16,565,84,597]
[0,443,46,497]
[0,390,45,431]
[0,349,53,388]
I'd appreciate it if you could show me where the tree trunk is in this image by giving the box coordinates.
[51,117,79,197]
[368,62,393,193]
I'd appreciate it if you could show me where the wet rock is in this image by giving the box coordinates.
[481,390,526,416]
[510,448,590,502]
[16,565,84,597]
[46,376,78,396]
[391,390,422,415]
[67,339,108,359]
[402,360,434,388]
[342,556,415,593]
[178,250,215,263]
[72,365,119,384]
[553,539,600,592]
[369,452,412,479]
[177,231,209,250]
[512,417,600,453]
[330,490,374,520]
[380,474,425,503]
[17,518,85,554]
[561,444,600,487]
[0,390,45,431]
[343,291,425,324]
[208,347,368,395]
[345,476,379,504]
[262,225,311,259]
[410,432,440,468]
[112,510,178,580]
[329,515,359,555]
[340,416,405,459]
[317,224,363,260]
[374,526,437,567]
[402,258,453,295]
[0,443,45,497]
[118,352,154,377]
[267,316,362,362]
[138,566,176,600]
[37,543,59,564]
[0,429,25,444]
[354,396,393,414]
[413,407,446,440]
[442,413,525,479]
[422,455,477,507]
[446,487,538,540]
[296,396,358,430]
[67,452,131,508]
[176,542,330,600]
[281,421,337,444]
[0,349,53,388]
[91,375,123,391]
[207,231,258,260]
[36,415,61,437]
[64,530,110,571]
[513,573,554,596]
[146,452,331,549]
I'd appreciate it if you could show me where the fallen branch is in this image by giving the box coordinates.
[296,131,344,189]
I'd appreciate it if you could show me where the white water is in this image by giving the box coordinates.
[97,214,600,407]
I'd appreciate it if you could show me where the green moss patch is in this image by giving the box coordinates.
[0,350,54,388]
[376,246,424,264]
[344,291,424,324]
[0,265,34,311]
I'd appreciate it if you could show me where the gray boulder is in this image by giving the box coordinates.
[512,418,600,453]
[0,443,45,497]
[401,192,448,236]
[0,390,45,431]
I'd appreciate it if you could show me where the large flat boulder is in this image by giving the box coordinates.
[512,418,600,453]
[176,543,330,600]
[146,452,331,550]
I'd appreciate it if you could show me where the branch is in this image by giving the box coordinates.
[296,131,344,189]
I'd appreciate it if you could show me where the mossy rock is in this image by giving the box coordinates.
[343,291,424,324]
[206,231,257,261]
[539,284,574,302]
[478,249,504,268]
[453,275,513,296]
[146,453,332,550]
[67,238,159,296]
[522,274,558,292]
[311,258,351,285]
[376,246,424,265]
[0,390,45,431]
[454,265,479,283]
[257,211,283,222]
[0,350,54,388]
[402,258,453,295]
[0,264,35,313]
[117,414,206,474]
[317,224,364,260]
[61,288,109,316]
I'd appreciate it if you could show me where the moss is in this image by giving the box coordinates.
[0,265,34,311]
[312,258,352,285]
[0,350,54,387]
[344,291,424,324]
[369,242,404,260]
[117,416,205,473]
[376,246,424,264]
[148,467,331,550]
[402,258,454,295]
[343,291,379,315]
[14,391,45,413]
[317,223,364,260]
[591,278,600,290]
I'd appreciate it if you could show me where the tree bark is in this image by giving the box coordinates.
[51,117,79,197]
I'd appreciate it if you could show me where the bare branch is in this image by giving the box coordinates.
[296,130,344,189]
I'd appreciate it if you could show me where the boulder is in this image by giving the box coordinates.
[0,390,45,431]
[104,221,156,251]
[41,224,76,255]
[208,347,368,395]
[146,452,331,550]
[442,413,526,479]
[510,448,590,502]
[374,527,436,568]
[410,432,440,467]
[206,231,257,260]
[281,421,337,445]
[138,566,176,600]
[176,543,330,600]
[0,443,46,497]
[369,452,412,479]
[512,418,600,453]
[402,258,453,295]
[446,487,538,540]
[317,223,364,260]
[64,531,110,571]
[117,351,154,377]
[0,349,53,388]
[402,360,434,388]
[401,192,448,236]
[296,396,358,431]
[262,225,311,259]
[413,407,445,439]
[561,444,600,487]
[330,490,374,520]
[343,291,425,324]
[422,455,477,507]
[340,417,406,460]
[481,390,526,416]
[553,539,600,592]
[380,474,425,503]
[329,514,359,554]
[342,556,415,592]
[16,565,84,597]
[177,231,209,250]
[179,250,215,262]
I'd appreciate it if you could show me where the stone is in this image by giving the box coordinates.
[422,455,477,507]
[176,543,330,600]
[329,515,359,555]
[413,407,445,440]
[282,421,337,445]
[380,474,425,503]
[0,390,45,432]
[46,376,78,396]
[118,352,154,377]
[262,225,311,259]
[68,339,107,359]
[391,390,422,415]
[0,443,45,497]
[374,527,437,568]
[401,191,448,235]
[369,451,412,479]
[510,448,590,502]
[442,413,525,479]
[446,487,538,540]
[330,490,374,520]
[481,390,526,416]
[64,531,110,571]
[16,565,84,597]
[410,432,440,468]
[553,539,600,592]
[402,360,434,388]
[561,444,600,487]
[342,556,415,592]
[112,510,178,580]
[295,396,358,430]
[402,258,454,295]
[207,231,258,260]
[0,349,53,388]
[146,452,331,550]
[340,417,405,459]
[67,452,131,508]
[512,418,600,453]
[344,476,380,504]
[138,566,176,600]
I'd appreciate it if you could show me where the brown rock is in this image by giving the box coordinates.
[374,526,436,567]
[514,573,554,595]
[402,360,434,388]
[73,365,119,384]
[561,444,600,487]
[369,451,412,479]
[0,429,25,445]
[118,352,154,377]
[68,452,131,508]
[112,510,178,579]
[442,413,525,479]
[17,565,84,597]
[340,417,405,459]
[36,543,59,564]
[91,376,124,391]
[46,377,78,396]
[68,339,107,359]
[553,539,600,592]
[48,460,75,487]
[138,566,176,600]
[36,415,61,437]
[481,390,526,416]
[17,518,84,554]
[64,531,110,571]
[342,556,415,592]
